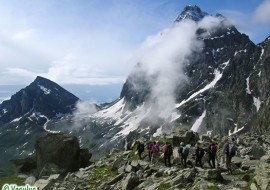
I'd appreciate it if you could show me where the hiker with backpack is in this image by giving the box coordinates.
[151,141,159,164]
[147,141,153,162]
[208,140,217,168]
[223,137,237,174]
[163,142,173,167]
[195,142,204,168]
[137,141,144,160]
[178,142,189,168]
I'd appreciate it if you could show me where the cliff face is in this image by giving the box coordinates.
[119,5,270,136]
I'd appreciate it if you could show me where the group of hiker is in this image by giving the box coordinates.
[136,136,237,174]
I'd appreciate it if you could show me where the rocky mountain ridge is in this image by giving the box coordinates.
[0,76,79,125]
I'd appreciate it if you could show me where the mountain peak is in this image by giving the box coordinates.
[175,5,208,22]
[35,76,49,81]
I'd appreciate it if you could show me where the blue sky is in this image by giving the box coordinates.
[0,0,269,102]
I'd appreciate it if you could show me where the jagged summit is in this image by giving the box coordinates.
[175,5,208,22]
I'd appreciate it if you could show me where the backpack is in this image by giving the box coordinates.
[139,144,145,152]
[178,147,183,155]
[182,147,189,156]
[210,144,217,154]
[199,148,205,157]
[227,143,236,156]
[152,144,159,153]
[167,144,173,155]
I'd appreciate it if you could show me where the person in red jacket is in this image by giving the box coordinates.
[163,142,173,167]
[147,141,153,161]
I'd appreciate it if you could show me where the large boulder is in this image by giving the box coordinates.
[121,172,139,190]
[249,145,265,160]
[254,163,270,190]
[35,133,88,177]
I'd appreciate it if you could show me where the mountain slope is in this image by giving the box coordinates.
[0,76,80,172]
[0,76,79,125]
[90,5,270,143]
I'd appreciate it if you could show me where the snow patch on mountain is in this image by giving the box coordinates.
[246,77,251,94]
[176,60,230,108]
[258,71,262,77]
[234,49,247,56]
[11,117,22,123]
[112,103,152,140]
[95,98,125,120]
[170,111,181,122]
[40,115,60,133]
[191,110,206,132]
[253,97,261,112]
[229,126,245,136]
[38,85,51,95]
[259,46,264,60]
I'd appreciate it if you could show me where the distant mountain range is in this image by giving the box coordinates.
[0,5,270,173]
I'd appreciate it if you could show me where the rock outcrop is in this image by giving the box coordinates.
[35,133,92,177]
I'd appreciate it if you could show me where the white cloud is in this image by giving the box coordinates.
[252,0,270,24]
[11,29,38,41]
[128,19,203,120]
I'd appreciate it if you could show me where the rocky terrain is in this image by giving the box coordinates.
[13,130,270,190]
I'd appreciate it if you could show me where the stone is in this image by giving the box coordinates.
[249,145,265,160]
[34,176,57,190]
[261,155,270,163]
[154,170,163,178]
[121,172,139,190]
[24,176,36,186]
[125,165,134,173]
[138,160,148,166]
[235,181,248,188]
[130,160,139,168]
[201,134,211,142]
[79,148,92,168]
[18,174,28,179]
[242,174,250,182]
[107,173,125,186]
[118,166,125,174]
[112,157,126,171]
[254,163,270,190]
[35,133,82,176]
[203,169,223,182]
[137,178,155,189]
[250,183,258,190]
[242,174,251,182]
[39,163,64,178]
[232,157,243,168]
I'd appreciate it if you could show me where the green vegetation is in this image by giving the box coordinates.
[88,166,117,190]
[233,172,262,190]
[208,186,219,190]
[157,182,170,190]
[0,176,24,189]
[265,130,270,136]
